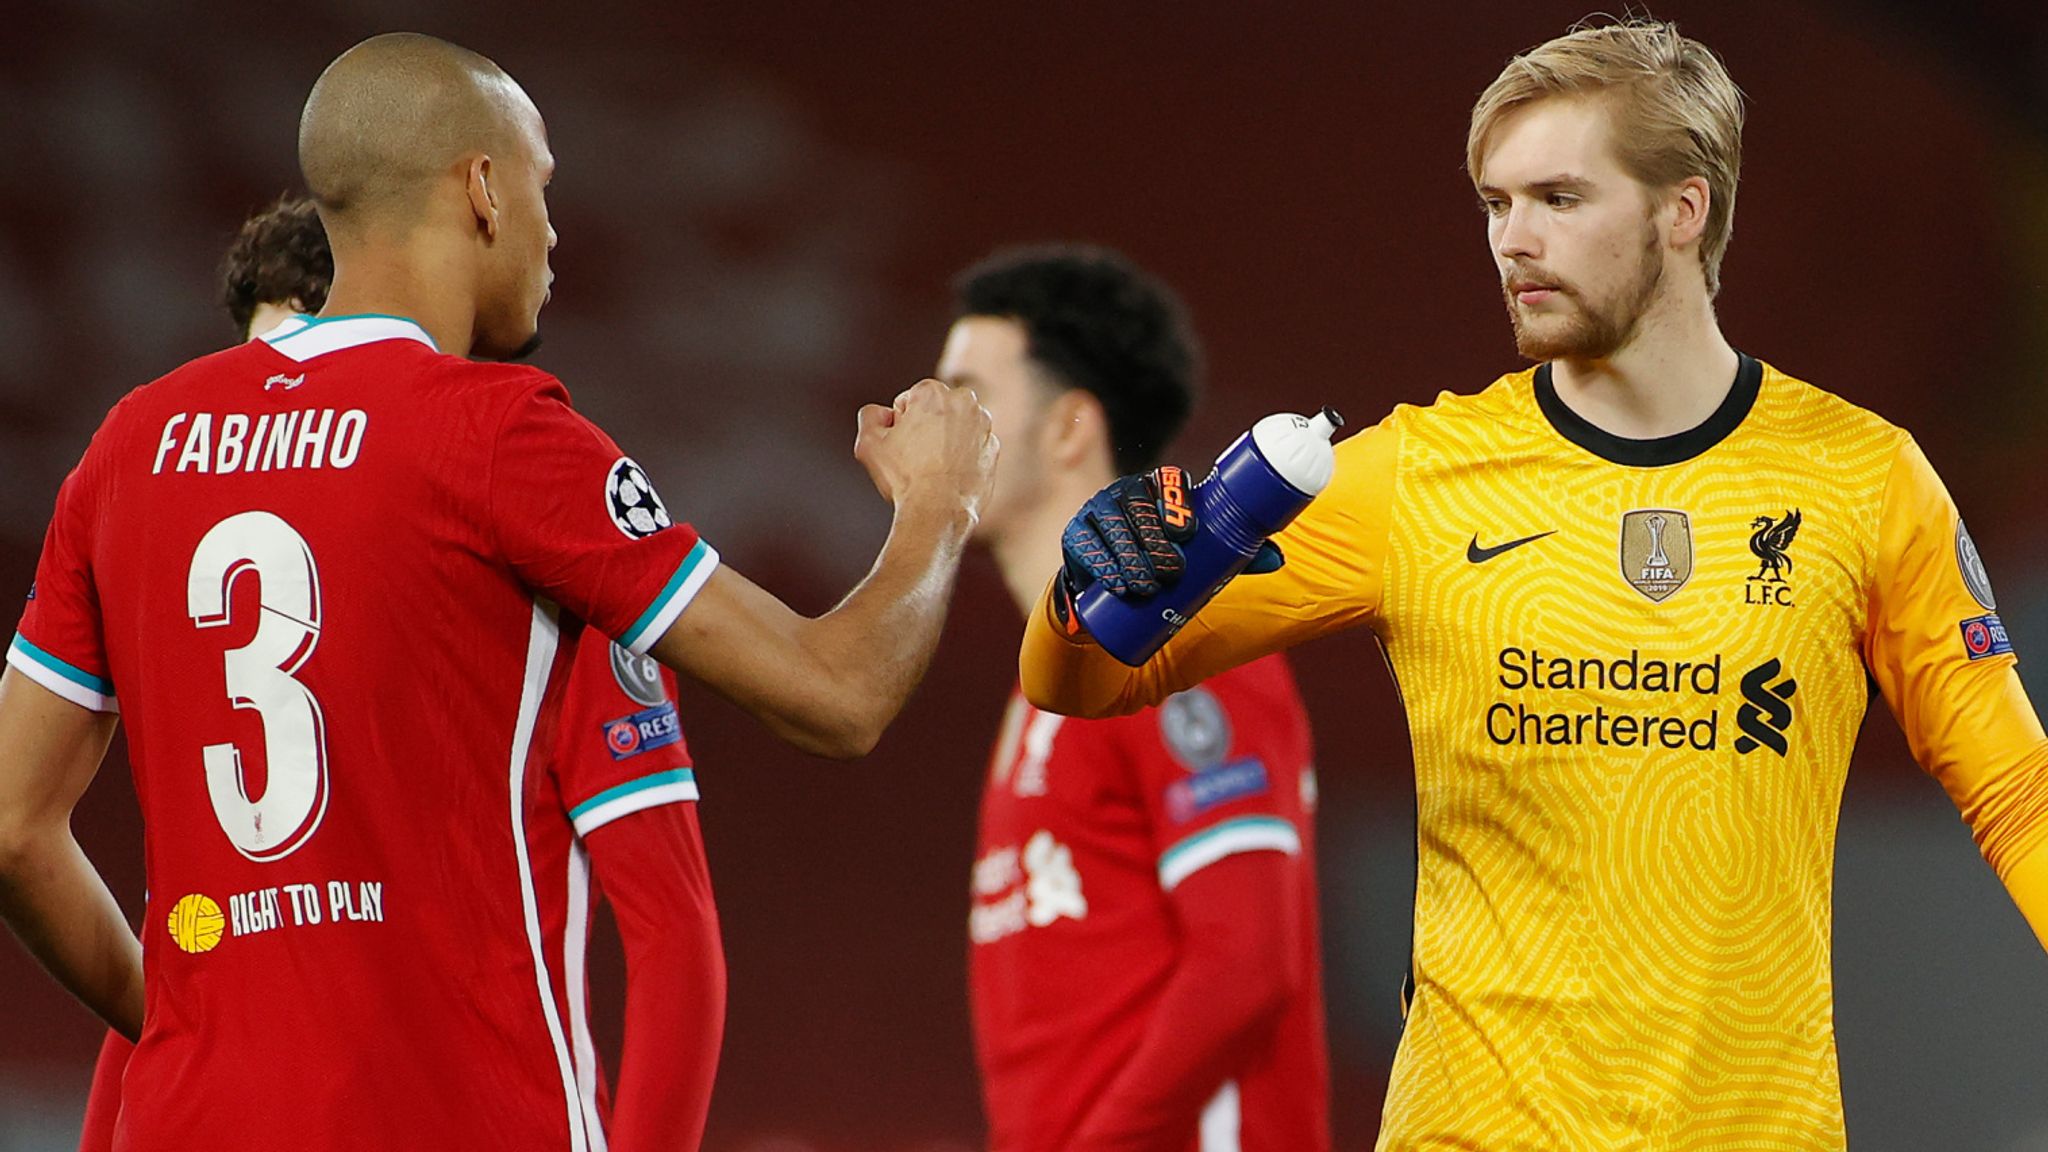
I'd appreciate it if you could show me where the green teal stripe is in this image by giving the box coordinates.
[1158,815,1296,870]
[570,769,697,823]
[270,313,439,350]
[10,633,113,695]
[621,540,711,649]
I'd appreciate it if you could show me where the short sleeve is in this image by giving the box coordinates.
[1125,664,1310,893]
[1866,435,2048,878]
[9,462,116,712]
[488,381,719,655]
[554,631,699,839]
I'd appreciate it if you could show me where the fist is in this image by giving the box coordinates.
[854,379,999,518]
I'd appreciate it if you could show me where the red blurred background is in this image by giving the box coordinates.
[4,2,2046,1148]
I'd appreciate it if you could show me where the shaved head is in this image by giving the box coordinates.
[300,33,539,233]
[297,33,557,360]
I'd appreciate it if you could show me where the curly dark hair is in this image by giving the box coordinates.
[952,245,1201,474]
[221,195,333,336]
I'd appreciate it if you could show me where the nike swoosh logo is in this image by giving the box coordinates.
[1466,530,1556,563]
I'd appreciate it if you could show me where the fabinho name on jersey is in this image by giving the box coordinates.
[1487,646,1738,751]
[151,407,369,476]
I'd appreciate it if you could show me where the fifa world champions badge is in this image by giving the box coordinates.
[1619,509,1693,602]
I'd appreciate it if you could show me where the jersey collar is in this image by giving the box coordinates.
[1533,352,1762,468]
[257,313,439,363]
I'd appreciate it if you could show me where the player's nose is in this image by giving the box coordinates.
[1494,202,1540,260]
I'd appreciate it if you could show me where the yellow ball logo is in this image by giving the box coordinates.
[168,894,225,954]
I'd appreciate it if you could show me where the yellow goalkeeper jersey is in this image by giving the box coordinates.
[1022,354,2048,1150]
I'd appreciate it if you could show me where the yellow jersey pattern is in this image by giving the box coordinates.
[1021,356,2048,1150]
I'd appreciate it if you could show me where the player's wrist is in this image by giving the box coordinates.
[891,483,980,534]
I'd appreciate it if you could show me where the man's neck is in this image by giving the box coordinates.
[994,471,1112,619]
[319,245,478,358]
[1548,284,1739,440]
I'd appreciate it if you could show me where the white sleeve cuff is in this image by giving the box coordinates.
[569,769,700,837]
[618,539,719,656]
[8,634,117,713]
[1157,816,1300,892]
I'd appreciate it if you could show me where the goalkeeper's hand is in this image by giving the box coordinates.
[1052,466,1282,632]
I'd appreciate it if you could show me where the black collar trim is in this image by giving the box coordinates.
[1533,353,1762,467]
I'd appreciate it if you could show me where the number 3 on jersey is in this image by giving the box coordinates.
[187,511,330,861]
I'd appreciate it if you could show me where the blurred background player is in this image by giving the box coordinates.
[1024,18,2048,1150]
[940,246,1328,1152]
[74,195,728,1151]
[0,33,992,1150]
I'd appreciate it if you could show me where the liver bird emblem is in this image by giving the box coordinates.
[1749,509,1801,582]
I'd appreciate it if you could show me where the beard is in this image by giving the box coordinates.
[1504,219,1664,362]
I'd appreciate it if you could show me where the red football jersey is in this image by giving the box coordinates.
[969,654,1329,1152]
[10,315,719,1150]
[75,635,719,1152]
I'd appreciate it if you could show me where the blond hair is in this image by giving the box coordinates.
[1468,18,1746,296]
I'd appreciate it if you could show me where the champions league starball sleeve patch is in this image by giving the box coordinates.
[606,456,673,539]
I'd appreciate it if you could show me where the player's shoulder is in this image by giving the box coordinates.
[1373,366,1544,446]
[1748,358,1910,454]
[84,341,272,444]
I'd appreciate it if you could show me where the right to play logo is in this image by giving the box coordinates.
[168,893,225,954]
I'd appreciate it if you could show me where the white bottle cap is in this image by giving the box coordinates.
[1250,407,1343,495]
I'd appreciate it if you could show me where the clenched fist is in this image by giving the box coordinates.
[854,378,999,523]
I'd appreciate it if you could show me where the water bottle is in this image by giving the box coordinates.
[1077,407,1344,666]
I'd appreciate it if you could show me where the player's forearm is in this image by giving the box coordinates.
[0,829,142,1039]
[2002,844,2048,952]
[799,490,976,755]
[610,929,724,1150]
[1019,578,1163,718]
[1069,856,1302,1150]
[592,809,725,1151]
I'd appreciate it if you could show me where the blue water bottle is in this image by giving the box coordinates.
[1077,407,1344,666]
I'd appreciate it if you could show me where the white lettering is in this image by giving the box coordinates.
[969,891,1028,945]
[971,847,1020,897]
[359,881,383,922]
[291,408,334,469]
[260,412,299,471]
[217,414,250,473]
[175,413,213,473]
[228,887,282,936]
[1023,830,1086,927]
[329,410,367,468]
[153,414,188,474]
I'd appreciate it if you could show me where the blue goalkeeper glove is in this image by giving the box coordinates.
[1052,465,1283,631]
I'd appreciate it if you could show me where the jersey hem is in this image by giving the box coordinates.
[619,539,719,655]
[570,770,701,836]
[8,634,117,713]
[1157,815,1300,891]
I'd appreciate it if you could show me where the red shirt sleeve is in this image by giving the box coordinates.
[1067,855,1304,1152]
[555,630,699,838]
[11,454,117,712]
[1138,667,1310,891]
[582,801,725,1152]
[487,381,718,655]
[1068,659,1315,1149]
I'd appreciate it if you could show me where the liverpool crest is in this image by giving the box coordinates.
[1744,509,1802,607]
[1748,509,1801,581]
[1619,509,1693,602]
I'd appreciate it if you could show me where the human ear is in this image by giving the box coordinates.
[1048,388,1108,470]
[1669,175,1711,249]
[466,155,499,240]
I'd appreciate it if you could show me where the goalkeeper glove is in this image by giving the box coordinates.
[1052,465,1282,633]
